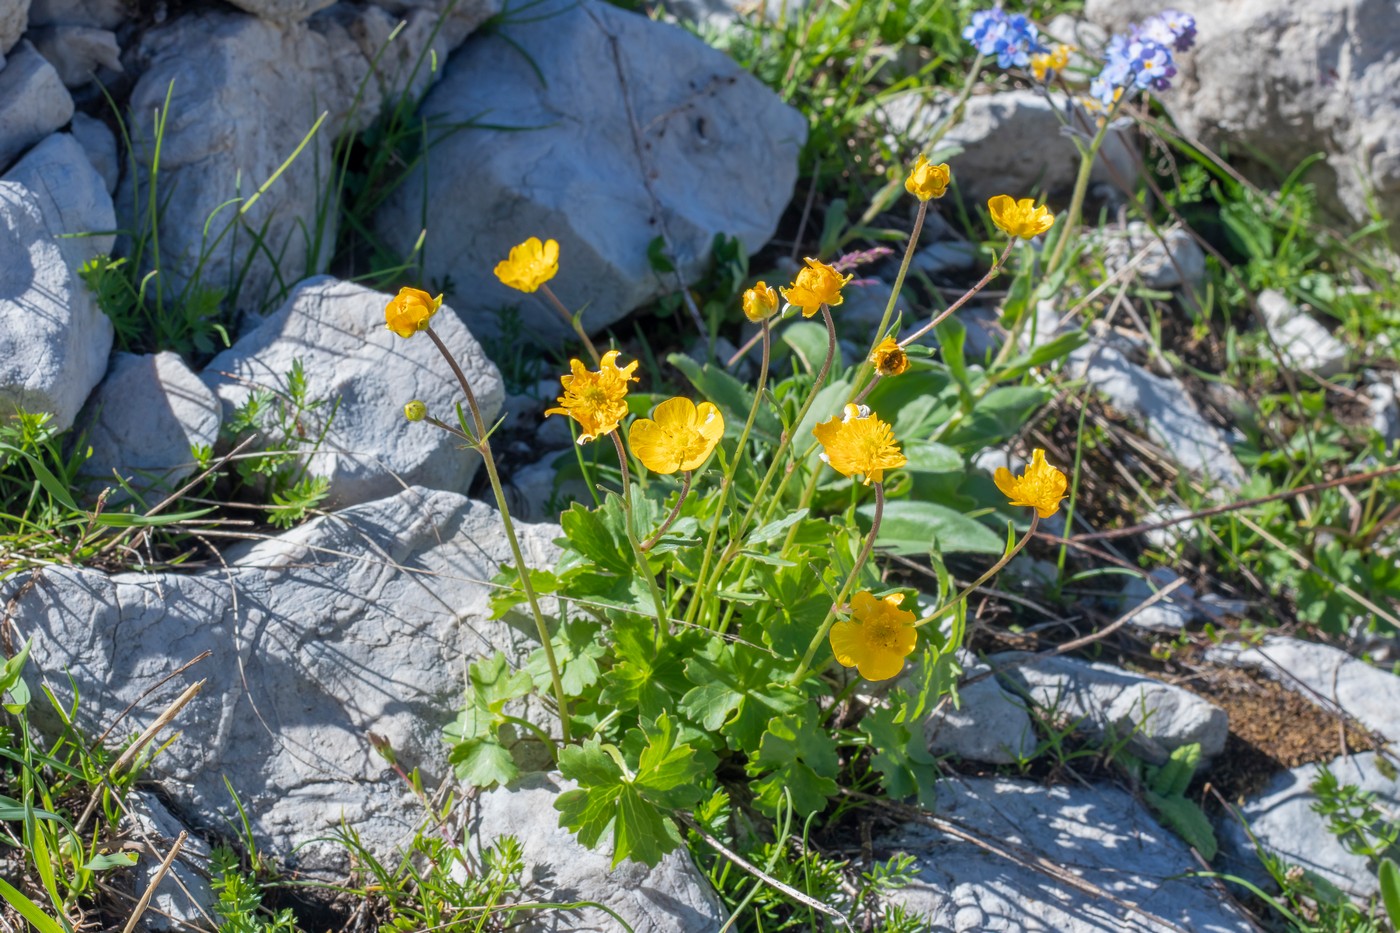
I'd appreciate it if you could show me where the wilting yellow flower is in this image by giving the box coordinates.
[994,448,1068,519]
[829,591,917,681]
[493,236,560,293]
[780,258,852,318]
[1030,44,1073,81]
[544,349,639,444]
[869,337,909,377]
[403,400,427,422]
[904,155,951,201]
[628,397,724,474]
[742,282,780,323]
[812,403,907,485]
[988,195,1055,239]
[384,287,443,338]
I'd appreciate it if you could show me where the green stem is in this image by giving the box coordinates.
[688,319,771,627]
[899,240,1014,348]
[1043,112,1114,278]
[789,482,885,685]
[425,327,571,745]
[848,199,930,399]
[915,514,1039,629]
[610,431,669,639]
[641,471,691,551]
[540,282,601,366]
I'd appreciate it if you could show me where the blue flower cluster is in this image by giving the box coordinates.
[1090,10,1197,110]
[962,8,1046,70]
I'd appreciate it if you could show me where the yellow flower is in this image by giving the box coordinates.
[628,397,724,474]
[403,400,427,422]
[904,155,951,201]
[780,258,852,318]
[812,403,907,486]
[742,281,780,323]
[869,337,909,377]
[988,195,1055,239]
[384,287,443,338]
[1030,44,1073,81]
[829,591,917,681]
[493,236,560,293]
[544,349,639,444]
[994,448,1068,519]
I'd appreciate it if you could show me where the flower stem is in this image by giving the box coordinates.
[540,283,601,365]
[899,240,1015,348]
[425,326,571,745]
[914,514,1039,629]
[1043,114,1113,278]
[610,431,670,639]
[849,200,929,395]
[688,320,771,627]
[641,471,691,551]
[789,482,885,686]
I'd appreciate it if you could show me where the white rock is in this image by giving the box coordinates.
[202,277,504,508]
[912,239,979,277]
[1208,635,1400,744]
[1256,289,1348,376]
[0,41,74,170]
[225,0,335,24]
[834,278,898,332]
[78,352,222,497]
[1099,221,1206,297]
[1071,342,1244,489]
[991,651,1229,763]
[375,0,807,344]
[1088,0,1400,230]
[6,488,561,871]
[69,111,117,194]
[119,4,495,317]
[124,791,216,932]
[28,25,120,87]
[1219,751,1399,900]
[471,772,724,932]
[504,451,588,523]
[924,660,1037,765]
[1117,568,1196,632]
[1365,370,1399,444]
[1141,503,1201,552]
[880,89,1137,206]
[0,0,26,54]
[883,776,1254,932]
[0,132,114,430]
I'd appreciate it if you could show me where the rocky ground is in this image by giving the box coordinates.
[1,0,1398,930]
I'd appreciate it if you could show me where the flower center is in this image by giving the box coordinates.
[866,618,902,652]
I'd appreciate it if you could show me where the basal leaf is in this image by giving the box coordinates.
[860,500,1001,556]
[450,737,519,788]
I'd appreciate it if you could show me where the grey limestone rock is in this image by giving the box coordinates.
[1099,221,1206,298]
[124,791,216,932]
[881,776,1255,932]
[224,0,336,24]
[5,488,561,870]
[0,0,25,53]
[880,89,1137,206]
[375,0,807,344]
[1366,370,1400,444]
[27,0,123,28]
[1086,0,1400,229]
[1256,289,1348,377]
[69,111,117,194]
[924,659,1037,765]
[28,25,121,87]
[471,772,724,932]
[1208,635,1400,743]
[1219,751,1400,900]
[0,132,114,431]
[202,277,504,509]
[991,651,1229,763]
[0,40,74,170]
[119,3,496,317]
[78,352,222,497]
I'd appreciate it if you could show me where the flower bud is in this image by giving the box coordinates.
[741,282,780,322]
[403,400,428,422]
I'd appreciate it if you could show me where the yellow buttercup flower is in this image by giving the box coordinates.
[384,287,443,338]
[988,195,1055,239]
[742,281,780,323]
[994,448,1068,518]
[544,349,639,444]
[812,403,907,486]
[628,397,724,474]
[780,258,852,318]
[904,155,951,201]
[869,337,909,377]
[493,236,560,293]
[1030,43,1073,81]
[829,591,917,681]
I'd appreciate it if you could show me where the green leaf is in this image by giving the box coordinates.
[489,566,559,620]
[1379,858,1400,926]
[633,712,706,807]
[613,784,680,868]
[745,509,810,547]
[860,703,940,809]
[794,378,853,454]
[679,640,803,750]
[860,500,1001,556]
[943,386,1052,451]
[1145,791,1217,860]
[988,330,1089,383]
[526,619,604,696]
[747,709,840,816]
[450,736,519,788]
[1151,743,1201,799]
[559,501,632,576]
[0,638,32,713]
[0,874,69,933]
[750,763,837,818]
[82,852,140,871]
[781,321,841,376]
[600,616,700,720]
